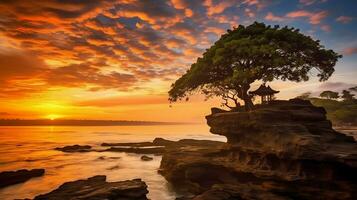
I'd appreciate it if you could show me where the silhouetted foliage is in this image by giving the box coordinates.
[341,90,355,101]
[169,22,342,110]
[319,90,339,99]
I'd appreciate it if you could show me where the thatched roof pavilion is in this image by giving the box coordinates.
[249,84,279,104]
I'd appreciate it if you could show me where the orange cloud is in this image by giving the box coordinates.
[343,47,357,55]
[265,12,284,22]
[286,10,328,24]
[299,0,327,6]
[74,95,169,107]
[0,52,47,80]
[205,0,232,16]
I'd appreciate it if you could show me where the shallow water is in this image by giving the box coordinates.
[0,124,226,200]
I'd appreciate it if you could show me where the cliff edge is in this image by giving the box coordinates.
[160,99,357,199]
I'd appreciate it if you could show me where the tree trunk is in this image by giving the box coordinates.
[242,85,254,111]
[243,94,254,111]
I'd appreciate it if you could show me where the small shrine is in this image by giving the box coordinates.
[249,84,279,104]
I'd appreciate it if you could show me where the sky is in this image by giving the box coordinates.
[0,0,356,123]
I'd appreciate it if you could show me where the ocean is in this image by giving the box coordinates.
[1,125,356,200]
[0,124,226,200]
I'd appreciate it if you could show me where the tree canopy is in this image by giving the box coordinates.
[319,90,339,99]
[169,22,342,110]
[341,90,355,101]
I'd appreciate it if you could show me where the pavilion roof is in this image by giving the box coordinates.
[249,84,279,95]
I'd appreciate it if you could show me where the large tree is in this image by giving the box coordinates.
[169,22,342,110]
[319,90,339,99]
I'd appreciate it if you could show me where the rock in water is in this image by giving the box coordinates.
[34,175,148,200]
[141,155,153,161]
[0,169,45,188]
[55,144,92,152]
[160,99,357,199]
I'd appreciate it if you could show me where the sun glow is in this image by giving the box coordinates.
[46,114,61,120]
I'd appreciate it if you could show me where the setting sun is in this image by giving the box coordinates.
[46,114,61,120]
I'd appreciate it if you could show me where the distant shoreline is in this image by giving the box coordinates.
[0,119,190,126]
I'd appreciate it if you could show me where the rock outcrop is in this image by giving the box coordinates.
[0,169,45,188]
[141,155,153,161]
[160,99,357,199]
[34,175,148,200]
[55,138,224,155]
[101,138,224,155]
[55,144,92,152]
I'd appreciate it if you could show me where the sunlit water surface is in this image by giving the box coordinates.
[0,124,226,200]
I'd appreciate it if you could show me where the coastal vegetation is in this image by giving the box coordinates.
[169,22,341,111]
[299,87,357,125]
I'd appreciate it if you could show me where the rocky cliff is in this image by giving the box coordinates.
[160,99,357,199]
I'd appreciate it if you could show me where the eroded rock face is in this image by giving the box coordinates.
[160,99,357,199]
[34,175,148,200]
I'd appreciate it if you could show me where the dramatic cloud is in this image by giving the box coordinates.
[74,95,168,107]
[0,0,355,102]
[0,52,47,80]
[46,63,138,90]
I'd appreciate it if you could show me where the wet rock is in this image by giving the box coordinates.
[0,169,45,188]
[141,155,153,161]
[103,138,224,155]
[55,144,92,153]
[34,175,148,200]
[192,184,289,200]
[96,156,121,161]
[104,146,165,154]
[160,99,357,199]
[102,138,224,148]
[153,137,176,146]
[170,139,224,148]
[96,156,106,160]
[54,138,223,156]
[106,165,120,170]
[102,142,155,147]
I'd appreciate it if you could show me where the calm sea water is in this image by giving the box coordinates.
[0,124,226,200]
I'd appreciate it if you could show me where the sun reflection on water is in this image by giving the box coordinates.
[0,124,226,200]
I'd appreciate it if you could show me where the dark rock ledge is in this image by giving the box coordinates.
[160,99,357,200]
[55,144,92,152]
[0,168,45,188]
[34,175,148,200]
[55,138,224,155]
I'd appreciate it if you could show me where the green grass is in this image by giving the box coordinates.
[309,98,357,125]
